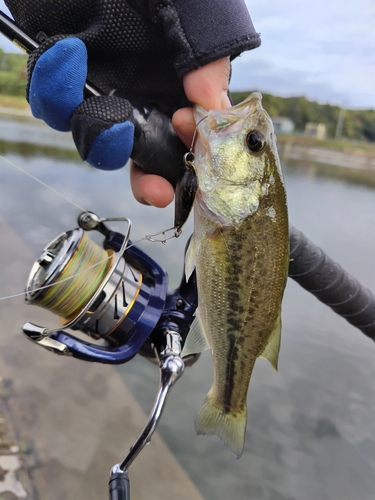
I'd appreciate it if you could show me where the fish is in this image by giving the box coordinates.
[181,92,289,458]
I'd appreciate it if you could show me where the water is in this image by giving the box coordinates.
[0,127,374,500]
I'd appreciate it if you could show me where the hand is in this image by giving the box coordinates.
[130,57,232,207]
[27,37,136,170]
[6,0,259,204]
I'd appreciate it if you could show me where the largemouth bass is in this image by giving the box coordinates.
[182,92,289,458]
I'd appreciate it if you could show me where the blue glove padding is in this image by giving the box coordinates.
[29,38,86,131]
[28,37,135,170]
[87,122,135,170]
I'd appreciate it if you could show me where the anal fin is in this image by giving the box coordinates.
[260,313,281,371]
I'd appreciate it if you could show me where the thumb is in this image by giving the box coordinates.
[183,56,231,110]
[172,57,231,146]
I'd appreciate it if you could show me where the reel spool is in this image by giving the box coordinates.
[22,212,169,364]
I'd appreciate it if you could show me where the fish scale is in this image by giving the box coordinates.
[182,92,289,458]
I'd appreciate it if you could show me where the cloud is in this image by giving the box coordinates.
[230,56,374,109]
[238,0,375,108]
[231,58,334,101]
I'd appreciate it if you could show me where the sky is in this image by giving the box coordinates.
[231,0,375,109]
[0,0,374,109]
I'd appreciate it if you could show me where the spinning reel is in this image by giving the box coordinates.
[23,211,198,365]
[23,212,199,497]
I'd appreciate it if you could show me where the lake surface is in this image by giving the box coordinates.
[0,124,374,500]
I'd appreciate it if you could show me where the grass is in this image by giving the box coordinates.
[0,138,81,161]
[0,93,29,109]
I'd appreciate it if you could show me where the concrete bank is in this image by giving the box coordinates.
[0,214,203,500]
[277,140,375,171]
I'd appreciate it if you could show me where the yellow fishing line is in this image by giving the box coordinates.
[35,232,113,319]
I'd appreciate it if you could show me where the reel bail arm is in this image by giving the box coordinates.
[22,322,70,354]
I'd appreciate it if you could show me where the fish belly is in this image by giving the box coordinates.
[194,192,288,458]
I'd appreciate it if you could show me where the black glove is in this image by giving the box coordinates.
[5,0,260,183]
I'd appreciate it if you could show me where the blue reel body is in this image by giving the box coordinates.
[22,214,198,364]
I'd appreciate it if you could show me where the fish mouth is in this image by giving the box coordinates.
[230,91,263,112]
[194,92,264,132]
[216,92,264,125]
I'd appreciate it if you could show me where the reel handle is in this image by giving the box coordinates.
[109,465,130,500]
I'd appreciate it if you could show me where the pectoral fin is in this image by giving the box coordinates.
[260,314,281,371]
[181,309,210,357]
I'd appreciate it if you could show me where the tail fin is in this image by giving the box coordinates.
[194,392,247,458]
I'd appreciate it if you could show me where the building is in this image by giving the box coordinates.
[304,122,327,140]
[271,117,295,134]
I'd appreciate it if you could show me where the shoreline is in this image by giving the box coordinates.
[0,105,32,118]
[277,137,375,171]
[0,107,375,186]
[276,135,375,187]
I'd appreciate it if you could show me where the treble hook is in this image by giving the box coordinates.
[145,227,180,244]
[144,115,208,245]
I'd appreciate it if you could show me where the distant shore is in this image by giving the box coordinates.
[277,135,375,186]
[0,94,31,111]
[277,134,375,169]
[0,99,374,186]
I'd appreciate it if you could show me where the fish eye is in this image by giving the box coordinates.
[245,130,265,152]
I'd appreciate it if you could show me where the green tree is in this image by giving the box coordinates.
[0,48,27,97]
[231,91,375,142]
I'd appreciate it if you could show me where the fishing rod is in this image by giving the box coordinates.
[0,10,101,97]
[1,10,375,499]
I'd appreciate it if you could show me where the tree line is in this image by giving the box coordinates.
[0,48,27,97]
[231,92,375,142]
[0,49,373,142]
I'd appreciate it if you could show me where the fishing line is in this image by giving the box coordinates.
[0,152,173,305]
[0,236,149,303]
[33,231,112,319]
[190,115,208,154]
[0,156,141,303]
[0,154,88,212]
